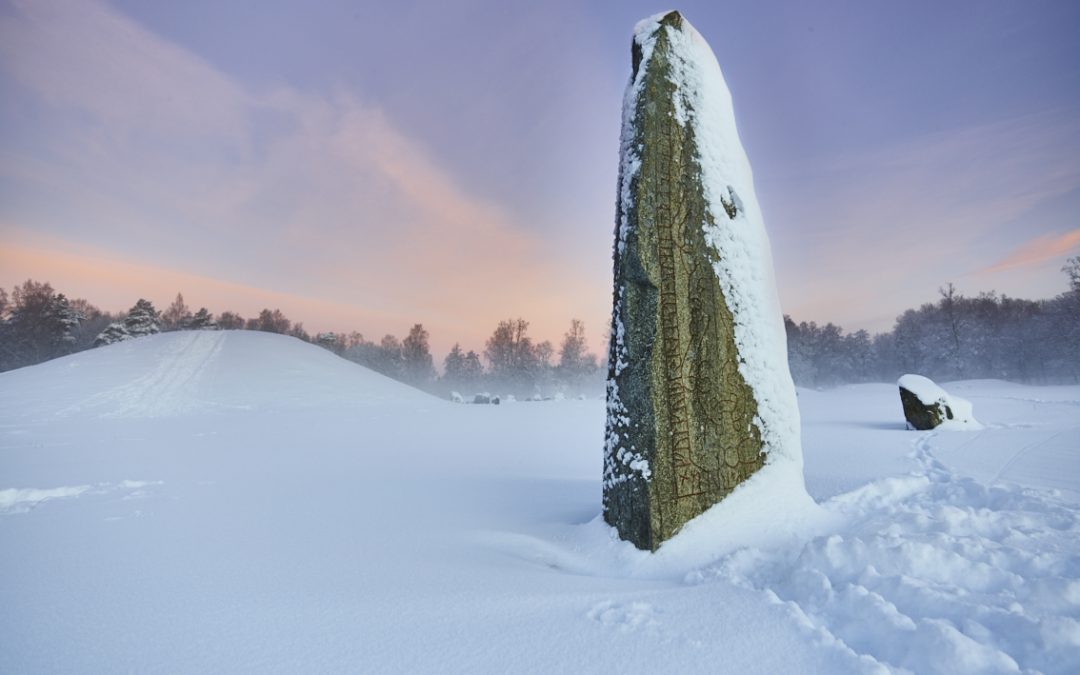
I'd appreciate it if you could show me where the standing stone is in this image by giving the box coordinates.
[604,12,802,551]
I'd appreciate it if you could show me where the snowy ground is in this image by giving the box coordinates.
[1,332,1078,674]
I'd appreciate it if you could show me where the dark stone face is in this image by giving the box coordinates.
[899,387,950,430]
[604,12,765,551]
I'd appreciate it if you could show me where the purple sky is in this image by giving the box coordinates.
[2,0,1078,358]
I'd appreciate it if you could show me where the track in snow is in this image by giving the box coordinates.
[695,431,1080,674]
[66,331,225,418]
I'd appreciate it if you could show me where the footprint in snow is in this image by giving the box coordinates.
[587,600,661,634]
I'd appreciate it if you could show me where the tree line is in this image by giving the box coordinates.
[314,318,602,398]
[784,258,1080,387]
[0,286,603,397]
[1,257,1077,391]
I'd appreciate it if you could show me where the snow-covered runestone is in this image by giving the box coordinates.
[604,12,801,551]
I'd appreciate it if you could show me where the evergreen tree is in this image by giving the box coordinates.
[443,343,484,392]
[376,334,404,380]
[123,299,161,337]
[1,281,83,369]
[462,350,484,382]
[316,332,340,352]
[94,322,131,347]
[443,343,466,381]
[188,308,217,330]
[49,294,83,350]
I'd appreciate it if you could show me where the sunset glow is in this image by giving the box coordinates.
[2,0,1078,357]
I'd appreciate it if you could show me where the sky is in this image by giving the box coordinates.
[2,0,1078,360]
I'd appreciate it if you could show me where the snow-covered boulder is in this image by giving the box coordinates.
[898,374,980,430]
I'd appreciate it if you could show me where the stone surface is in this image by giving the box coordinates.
[899,386,953,430]
[603,12,768,551]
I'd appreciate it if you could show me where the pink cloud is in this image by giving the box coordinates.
[981,229,1080,275]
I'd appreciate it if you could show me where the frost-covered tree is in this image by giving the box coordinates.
[342,334,404,378]
[558,319,597,376]
[442,343,485,393]
[316,332,343,354]
[402,324,436,387]
[484,318,539,393]
[0,281,83,370]
[94,299,159,347]
[123,299,161,337]
[376,335,404,380]
[68,298,113,351]
[443,343,466,381]
[1064,256,1080,293]
[462,349,484,382]
[94,322,131,347]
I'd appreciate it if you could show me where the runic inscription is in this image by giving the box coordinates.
[603,11,766,551]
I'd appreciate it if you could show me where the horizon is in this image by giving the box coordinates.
[2,0,1078,361]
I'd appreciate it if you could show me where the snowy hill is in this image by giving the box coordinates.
[1,332,1079,673]
[0,330,434,419]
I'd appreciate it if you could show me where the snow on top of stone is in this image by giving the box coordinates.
[898,374,948,405]
[631,12,802,467]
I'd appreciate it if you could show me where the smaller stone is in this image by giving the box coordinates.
[898,374,979,430]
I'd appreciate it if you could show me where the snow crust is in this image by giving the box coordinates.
[900,373,982,429]
[3,333,1080,673]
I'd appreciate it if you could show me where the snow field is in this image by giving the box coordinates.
[1,333,1078,673]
